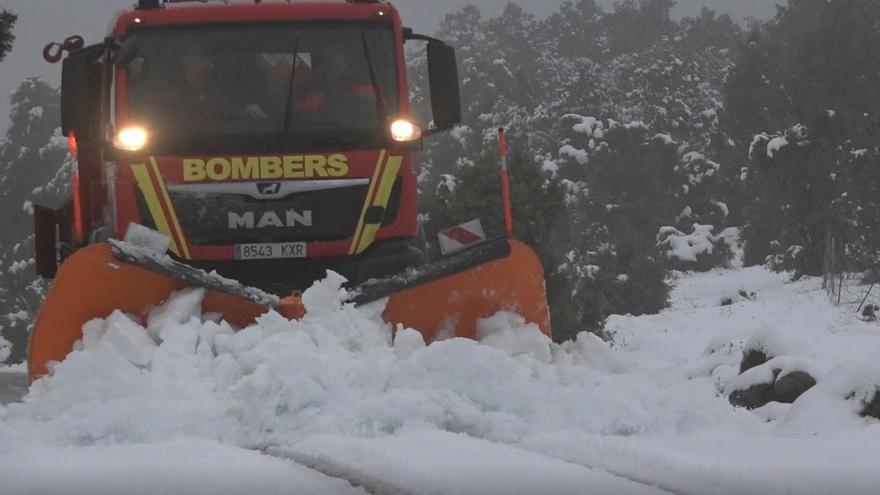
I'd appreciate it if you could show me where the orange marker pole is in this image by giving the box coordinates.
[498,127,513,238]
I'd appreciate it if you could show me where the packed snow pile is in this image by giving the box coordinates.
[0,272,741,453]
[3,267,880,494]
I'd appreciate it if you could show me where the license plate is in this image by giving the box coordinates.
[234,242,307,260]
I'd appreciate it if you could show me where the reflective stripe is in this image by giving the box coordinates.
[132,163,180,257]
[150,158,191,259]
[349,150,387,255]
[353,154,403,255]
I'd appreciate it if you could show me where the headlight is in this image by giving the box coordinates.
[114,126,149,152]
[390,119,422,142]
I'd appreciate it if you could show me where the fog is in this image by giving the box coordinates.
[0,0,780,134]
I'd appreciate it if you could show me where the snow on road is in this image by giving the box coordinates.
[276,429,669,495]
[1,266,880,493]
[0,438,368,495]
[0,366,27,405]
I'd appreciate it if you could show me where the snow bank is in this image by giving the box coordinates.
[1,271,742,457]
[0,438,366,495]
[3,265,880,492]
[777,361,880,436]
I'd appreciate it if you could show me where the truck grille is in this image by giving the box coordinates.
[164,183,369,245]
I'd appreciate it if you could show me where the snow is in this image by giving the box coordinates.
[652,133,676,145]
[712,199,730,218]
[0,361,26,374]
[449,124,471,147]
[3,266,880,492]
[0,438,367,495]
[658,223,717,262]
[559,144,588,165]
[123,222,172,254]
[476,311,552,363]
[7,259,30,274]
[438,173,457,193]
[541,158,559,174]
[767,136,789,158]
[749,133,770,160]
[277,429,668,495]
[0,335,10,364]
[563,114,603,138]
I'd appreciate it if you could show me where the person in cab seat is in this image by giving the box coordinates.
[208,48,272,122]
[170,44,272,125]
[294,45,379,114]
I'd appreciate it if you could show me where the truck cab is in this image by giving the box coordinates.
[38,0,461,295]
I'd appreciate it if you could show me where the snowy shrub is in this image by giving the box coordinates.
[0,334,10,364]
[728,356,817,410]
[740,348,770,374]
[658,224,734,271]
[776,361,880,436]
[774,370,816,404]
[861,390,880,420]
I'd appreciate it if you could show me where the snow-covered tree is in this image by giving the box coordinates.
[415,2,742,338]
[726,0,880,276]
[0,6,15,61]
[0,78,69,364]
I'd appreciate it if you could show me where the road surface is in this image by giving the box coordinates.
[0,372,28,405]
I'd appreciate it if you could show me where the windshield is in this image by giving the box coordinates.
[121,23,399,154]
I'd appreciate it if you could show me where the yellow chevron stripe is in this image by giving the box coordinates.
[131,163,181,257]
[354,154,403,255]
[150,158,191,259]
[349,150,388,255]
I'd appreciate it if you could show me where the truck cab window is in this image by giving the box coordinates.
[120,24,398,154]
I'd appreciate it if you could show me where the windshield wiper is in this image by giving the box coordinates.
[360,31,387,126]
[274,37,301,150]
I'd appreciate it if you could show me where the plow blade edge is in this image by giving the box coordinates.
[29,239,550,380]
[28,243,268,379]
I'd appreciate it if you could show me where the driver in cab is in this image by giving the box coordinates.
[293,46,379,114]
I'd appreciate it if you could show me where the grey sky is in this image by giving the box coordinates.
[0,0,780,135]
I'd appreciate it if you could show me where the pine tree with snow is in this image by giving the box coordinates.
[0,78,69,364]
[0,6,15,62]
[414,2,743,338]
[727,0,880,276]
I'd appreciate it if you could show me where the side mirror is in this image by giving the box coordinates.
[34,205,59,278]
[426,41,461,131]
[61,44,104,141]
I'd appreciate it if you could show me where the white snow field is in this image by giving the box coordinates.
[2,266,880,494]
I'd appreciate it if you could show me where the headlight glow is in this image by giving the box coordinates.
[114,126,149,152]
[390,119,422,142]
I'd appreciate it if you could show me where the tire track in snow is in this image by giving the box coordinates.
[261,430,673,495]
[265,447,402,495]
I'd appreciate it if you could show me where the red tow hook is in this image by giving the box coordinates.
[42,35,85,64]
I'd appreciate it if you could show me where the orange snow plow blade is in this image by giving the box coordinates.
[383,240,551,341]
[27,243,269,380]
[29,239,550,381]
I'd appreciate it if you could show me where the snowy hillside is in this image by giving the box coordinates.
[2,266,880,494]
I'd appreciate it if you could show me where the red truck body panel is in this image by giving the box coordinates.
[88,1,418,264]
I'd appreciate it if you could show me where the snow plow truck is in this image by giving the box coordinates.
[28,0,551,380]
